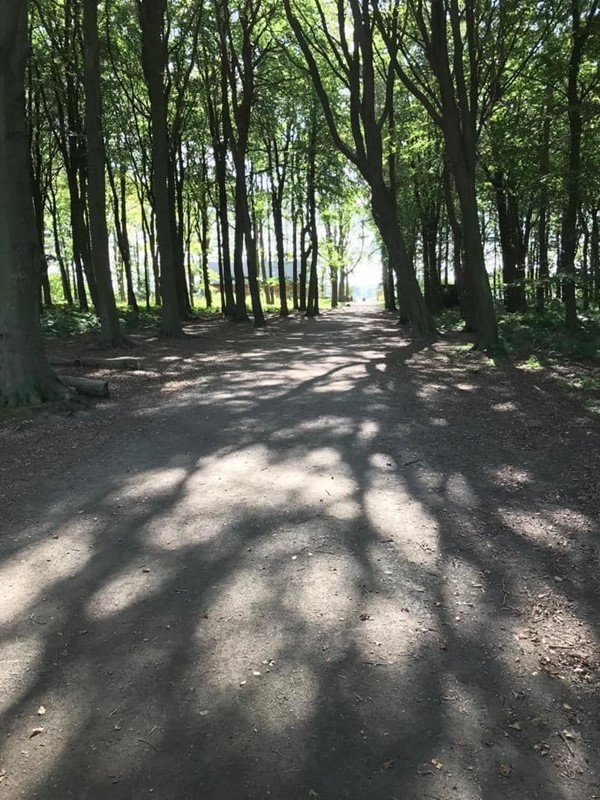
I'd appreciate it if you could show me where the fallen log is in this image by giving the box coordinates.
[80,356,140,370]
[48,356,73,366]
[59,376,109,398]
[49,355,139,370]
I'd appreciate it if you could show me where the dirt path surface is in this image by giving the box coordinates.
[1,304,599,800]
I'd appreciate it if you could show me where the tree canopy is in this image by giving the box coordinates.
[1,0,599,405]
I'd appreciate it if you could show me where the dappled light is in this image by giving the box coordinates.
[1,306,599,799]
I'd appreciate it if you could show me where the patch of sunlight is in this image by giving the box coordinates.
[204,575,287,687]
[0,636,43,713]
[368,452,395,470]
[0,681,88,799]
[117,466,189,504]
[439,560,490,618]
[415,385,441,400]
[147,509,231,549]
[492,401,518,412]
[326,498,362,520]
[519,355,544,371]
[357,419,379,440]
[195,444,271,481]
[363,483,439,552]
[494,464,532,488]
[0,527,92,626]
[296,415,355,435]
[502,507,596,547]
[351,594,436,663]
[454,382,477,391]
[285,553,355,629]
[448,343,472,353]
[208,567,273,625]
[303,446,345,470]
[86,561,174,620]
[445,473,479,507]
[311,377,358,393]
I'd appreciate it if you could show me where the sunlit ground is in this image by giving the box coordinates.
[1,305,598,799]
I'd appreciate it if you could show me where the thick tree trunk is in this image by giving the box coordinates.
[424,1,498,348]
[442,163,471,325]
[452,161,497,347]
[169,145,192,318]
[232,169,250,321]
[0,0,64,406]
[492,171,527,313]
[137,0,181,336]
[371,180,434,336]
[240,178,265,327]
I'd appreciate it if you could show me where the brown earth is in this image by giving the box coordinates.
[0,303,599,800]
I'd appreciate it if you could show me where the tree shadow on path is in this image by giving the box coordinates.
[0,305,599,800]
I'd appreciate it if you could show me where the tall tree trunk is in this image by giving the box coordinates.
[560,0,590,332]
[170,142,192,318]
[239,172,264,326]
[305,118,319,318]
[108,162,138,311]
[82,0,122,344]
[492,171,526,313]
[371,179,433,334]
[136,0,181,336]
[272,196,288,316]
[452,161,497,346]
[198,203,212,310]
[214,145,235,316]
[537,113,551,312]
[30,170,52,308]
[232,167,250,321]
[0,0,63,406]
[591,206,599,307]
[423,0,498,348]
[49,182,74,305]
[581,214,590,310]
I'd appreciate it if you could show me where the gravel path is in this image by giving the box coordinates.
[1,304,599,800]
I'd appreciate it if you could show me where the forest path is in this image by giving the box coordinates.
[1,303,599,800]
